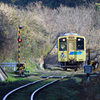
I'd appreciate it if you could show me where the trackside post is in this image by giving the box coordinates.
[84,49,99,82]
[15,26,29,76]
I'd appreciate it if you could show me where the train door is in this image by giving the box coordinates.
[67,40,76,61]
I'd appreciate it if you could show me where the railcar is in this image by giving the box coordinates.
[57,32,86,71]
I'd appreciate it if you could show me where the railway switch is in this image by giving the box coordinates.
[90,60,99,73]
[16,63,25,75]
[84,65,92,74]
[84,60,99,74]
[84,49,99,82]
[87,49,99,74]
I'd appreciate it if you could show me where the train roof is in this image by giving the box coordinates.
[58,32,85,39]
[62,32,79,36]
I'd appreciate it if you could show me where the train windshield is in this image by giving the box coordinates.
[76,37,84,50]
[59,38,67,51]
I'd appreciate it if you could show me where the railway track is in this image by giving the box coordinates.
[3,71,78,100]
[3,76,52,100]
[31,71,76,100]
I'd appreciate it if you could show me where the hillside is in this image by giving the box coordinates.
[0,1,100,100]
[0,2,100,69]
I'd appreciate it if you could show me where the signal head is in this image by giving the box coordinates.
[18,38,22,42]
[19,26,22,29]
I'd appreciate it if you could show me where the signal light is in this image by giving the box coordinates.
[68,37,74,39]
[18,38,22,42]
[19,26,22,29]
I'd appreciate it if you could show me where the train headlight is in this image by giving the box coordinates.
[63,38,65,41]
[78,38,81,41]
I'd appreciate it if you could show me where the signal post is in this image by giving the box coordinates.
[18,26,22,64]
[16,26,26,76]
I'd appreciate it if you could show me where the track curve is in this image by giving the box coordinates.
[3,76,52,100]
[3,71,78,100]
[31,71,76,100]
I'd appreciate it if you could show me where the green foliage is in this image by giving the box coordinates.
[25,60,36,72]
[95,3,100,11]
[43,44,50,56]
[5,77,17,83]
[34,63,40,69]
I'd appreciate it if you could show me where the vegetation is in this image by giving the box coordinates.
[0,0,99,8]
[1,74,100,100]
[0,2,52,69]
[0,1,100,100]
[0,1,100,70]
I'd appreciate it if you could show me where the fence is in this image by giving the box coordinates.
[1,60,17,72]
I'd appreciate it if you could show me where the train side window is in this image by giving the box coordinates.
[76,38,84,50]
[59,38,67,51]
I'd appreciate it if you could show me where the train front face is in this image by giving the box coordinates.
[58,35,86,68]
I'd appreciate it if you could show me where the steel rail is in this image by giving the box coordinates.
[3,76,53,100]
[3,71,77,100]
[31,71,76,100]
[31,79,59,100]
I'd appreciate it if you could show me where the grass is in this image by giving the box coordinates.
[0,69,81,100]
[5,77,17,83]
[1,67,100,100]
[73,77,82,83]
[35,79,80,100]
[0,74,42,100]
